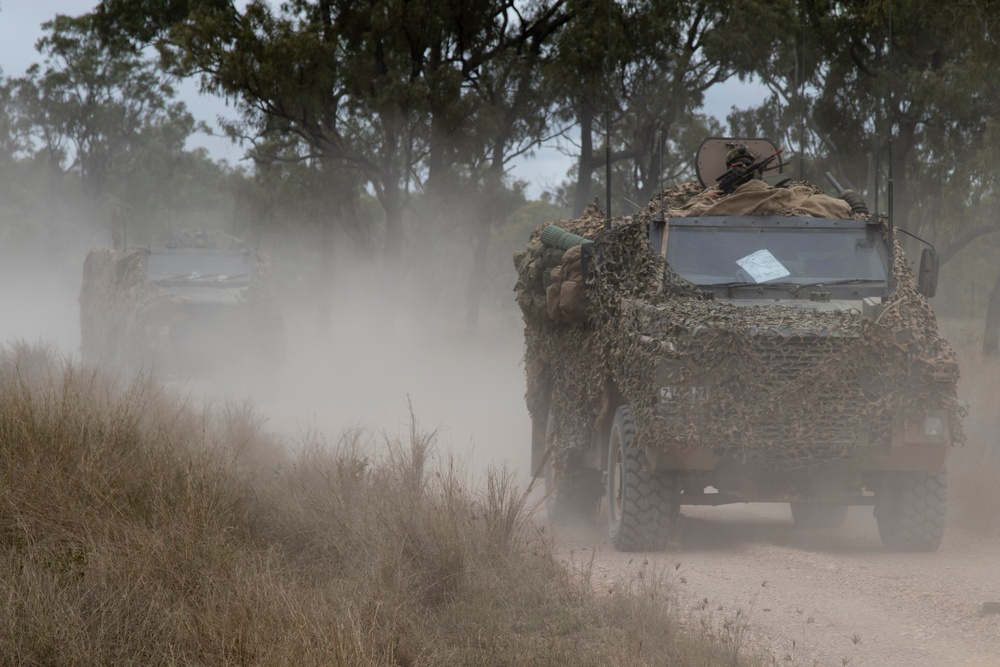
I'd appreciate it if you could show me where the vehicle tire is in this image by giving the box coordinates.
[789,503,849,529]
[543,407,601,526]
[607,405,673,552]
[875,470,947,552]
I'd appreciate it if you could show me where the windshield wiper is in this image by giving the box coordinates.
[155,272,250,283]
[784,278,884,294]
[704,278,884,294]
[702,281,781,296]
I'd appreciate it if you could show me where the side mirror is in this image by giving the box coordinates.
[917,247,938,298]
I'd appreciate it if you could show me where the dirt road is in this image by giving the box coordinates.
[555,504,1000,667]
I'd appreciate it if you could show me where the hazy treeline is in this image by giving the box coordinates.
[3,1,1000,332]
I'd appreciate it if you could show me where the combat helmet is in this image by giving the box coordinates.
[725,144,758,168]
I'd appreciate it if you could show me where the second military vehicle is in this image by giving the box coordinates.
[80,231,285,379]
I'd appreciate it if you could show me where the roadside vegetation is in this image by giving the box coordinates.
[0,341,764,666]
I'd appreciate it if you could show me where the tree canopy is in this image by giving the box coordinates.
[3,0,1000,333]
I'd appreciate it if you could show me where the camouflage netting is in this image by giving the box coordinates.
[513,181,963,469]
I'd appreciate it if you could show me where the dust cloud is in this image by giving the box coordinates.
[0,227,534,486]
[252,279,532,483]
[0,226,100,355]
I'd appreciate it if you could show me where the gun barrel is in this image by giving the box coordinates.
[825,171,845,194]
[761,148,783,171]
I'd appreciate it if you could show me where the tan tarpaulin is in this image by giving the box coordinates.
[545,243,589,324]
[667,179,854,219]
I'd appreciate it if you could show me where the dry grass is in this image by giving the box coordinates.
[940,320,1000,535]
[0,341,762,666]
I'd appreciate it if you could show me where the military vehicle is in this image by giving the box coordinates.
[80,231,284,378]
[514,137,961,553]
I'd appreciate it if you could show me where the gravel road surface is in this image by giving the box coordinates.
[556,503,1000,667]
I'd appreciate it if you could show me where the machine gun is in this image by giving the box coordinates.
[716,148,784,194]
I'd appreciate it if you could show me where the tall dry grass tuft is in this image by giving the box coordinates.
[941,321,1000,534]
[0,342,762,666]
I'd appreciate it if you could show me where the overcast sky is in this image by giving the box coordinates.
[0,2,761,196]
[0,0,244,162]
[1,1,95,75]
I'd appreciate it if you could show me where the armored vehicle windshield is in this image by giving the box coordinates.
[665,216,889,295]
[145,249,254,286]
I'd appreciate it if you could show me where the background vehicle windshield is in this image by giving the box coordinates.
[145,250,253,284]
[665,225,889,286]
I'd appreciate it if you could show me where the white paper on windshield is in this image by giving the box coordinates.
[735,249,790,283]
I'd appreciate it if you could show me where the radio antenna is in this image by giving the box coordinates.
[874,142,880,217]
[604,0,612,232]
[886,0,895,294]
[658,130,665,222]
[798,1,806,181]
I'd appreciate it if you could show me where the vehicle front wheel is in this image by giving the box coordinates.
[875,470,947,552]
[607,405,673,552]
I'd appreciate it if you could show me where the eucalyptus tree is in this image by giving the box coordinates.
[544,0,624,216]
[548,0,791,217]
[98,0,422,260]
[729,1,1000,349]
[9,13,202,240]
[95,0,568,265]
[447,5,569,330]
[0,72,25,165]
[428,0,570,331]
[732,1,1000,234]
[615,0,795,207]
[0,71,39,249]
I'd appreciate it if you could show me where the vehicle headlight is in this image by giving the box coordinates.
[903,410,949,444]
[922,415,945,438]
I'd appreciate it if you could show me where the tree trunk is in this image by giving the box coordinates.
[890,114,918,229]
[463,220,492,334]
[463,165,505,334]
[572,104,595,217]
[636,122,661,207]
[381,185,403,261]
[982,265,1000,355]
[369,178,404,335]
[316,208,338,337]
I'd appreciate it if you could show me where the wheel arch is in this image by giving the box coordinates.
[592,380,629,474]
